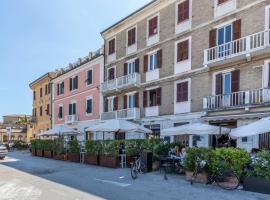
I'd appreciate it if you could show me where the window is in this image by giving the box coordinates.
[46,104,50,115]
[58,106,63,119]
[128,61,136,75]
[33,108,37,117]
[143,88,161,107]
[40,88,42,98]
[127,27,136,46]
[149,90,157,107]
[148,16,158,37]
[86,98,93,114]
[108,67,115,80]
[128,94,135,108]
[149,52,158,71]
[39,106,43,116]
[69,76,78,91]
[178,0,189,23]
[223,73,231,94]
[69,103,76,115]
[108,38,115,55]
[177,40,189,62]
[86,69,93,85]
[33,91,36,100]
[45,84,51,95]
[218,0,229,5]
[57,82,64,95]
[108,98,115,112]
[176,81,189,102]
[217,24,232,46]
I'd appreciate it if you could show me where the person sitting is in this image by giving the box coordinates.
[250,148,259,159]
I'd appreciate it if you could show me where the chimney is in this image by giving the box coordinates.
[77,58,82,65]
[68,63,73,69]
[88,52,93,59]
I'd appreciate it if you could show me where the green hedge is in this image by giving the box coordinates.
[42,140,54,151]
[85,140,101,155]
[68,140,80,153]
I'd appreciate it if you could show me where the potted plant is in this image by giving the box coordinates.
[52,137,66,160]
[36,140,44,157]
[85,140,101,165]
[30,140,37,156]
[99,140,119,168]
[244,150,270,195]
[67,140,80,162]
[152,140,170,171]
[125,139,145,167]
[43,140,54,158]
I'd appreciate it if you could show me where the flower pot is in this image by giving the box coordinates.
[84,153,99,165]
[68,152,80,162]
[185,171,208,184]
[243,176,270,195]
[99,155,118,168]
[44,150,53,158]
[36,149,44,157]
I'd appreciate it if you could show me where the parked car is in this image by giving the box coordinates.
[0,142,8,159]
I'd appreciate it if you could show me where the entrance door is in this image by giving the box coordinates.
[222,73,232,107]
[217,24,232,57]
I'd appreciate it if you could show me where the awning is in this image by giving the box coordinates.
[161,123,231,137]
[230,117,270,138]
[38,125,80,137]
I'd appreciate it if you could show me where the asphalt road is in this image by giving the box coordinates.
[0,151,269,200]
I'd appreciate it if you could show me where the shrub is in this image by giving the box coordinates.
[248,150,270,180]
[100,140,119,156]
[68,140,80,153]
[212,148,250,176]
[14,141,28,150]
[85,140,101,155]
[124,139,145,157]
[35,140,43,150]
[152,140,170,159]
[30,139,38,149]
[42,140,53,151]
[53,137,65,155]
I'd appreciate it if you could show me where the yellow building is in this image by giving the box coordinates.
[29,72,56,138]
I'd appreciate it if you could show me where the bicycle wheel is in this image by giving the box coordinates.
[131,164,138,180]
[215,170,239,190]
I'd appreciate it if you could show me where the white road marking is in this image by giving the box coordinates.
[94,178,131,187]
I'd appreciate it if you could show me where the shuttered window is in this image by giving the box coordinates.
[177,40,189,62]
[39,106,43,116]
[40,88,42,98]
[218,0,229,5]
[148,16,158,37]
[113,97,118,111]
[233,19,241,40]
[46,104,50,115]
[58,106,63,119]
[70,76,78,91]
[86,69,93,85]
[33,91,36,100]
[108,38,115,55]
[176,82,188,102]
[86,98,93,114]
[69,103,76,115]
[108,68,115,80]
[209,29,217,48]
[128,27,136,46]
[178,0,189,23]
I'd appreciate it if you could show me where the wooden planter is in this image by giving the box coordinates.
[68,152,80,162]
[244,176,270,195]
[84,153,99,165]
[44,150,53,158]
[36,149,44,157]
[31,149,37,156]
[185,171,208,184]
[99,155,118,168]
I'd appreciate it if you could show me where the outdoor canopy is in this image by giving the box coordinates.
[38,125,80,137]
[230,117,270,138]
[85,119,152,134]
[161,122,231,137]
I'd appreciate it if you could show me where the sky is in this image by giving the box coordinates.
[0,0,151,120]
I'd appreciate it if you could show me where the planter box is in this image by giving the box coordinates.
[84,153,99,165]
[99,155,118,168]
[31,149,37,156]
[68,152,80,163]
[44,150,53,158]
[185,171,208,184]
[126,156,136,168]
[244,176,270,195]
[36,149,44,157]
[60,154,68,161]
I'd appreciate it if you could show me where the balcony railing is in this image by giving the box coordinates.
[65,115,78,124]
[203,88,270,110]
[101,108,140,120]
[101,73,141,93]
[204,29,270,65]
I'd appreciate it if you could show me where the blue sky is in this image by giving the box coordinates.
[0,0,151,120]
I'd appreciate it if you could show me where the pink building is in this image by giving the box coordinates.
[52,49,104,141]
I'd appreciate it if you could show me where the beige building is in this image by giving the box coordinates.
[29,72,56,138]
[100,0,270,150]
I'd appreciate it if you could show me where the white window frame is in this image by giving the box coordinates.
[126,92,136,108]
[146,13,160,46]
[86,68,93,86]
[107,96,115,112]
[127,58,136,75]
[126,25,137,55]
[70,75,78,91]
[216,23,233,46]
[175,0,192,34]
[86,96,93,116]
[58,82,64,96]
[214,0,236,19]
[58,104,64,120]
[148,51,158,71]
[265,5,270,30]
[212,68,235,95]
[69,100,77,115]
[107,36,117,63]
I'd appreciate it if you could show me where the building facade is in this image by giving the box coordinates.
[29,72,56,138]
[52,48,104,141]
[100,0,270,150]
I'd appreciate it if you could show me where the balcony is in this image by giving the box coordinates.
[65,115,78,125]
[101,73,141,94]
[204,30,270,66]
[100,108,140,120]
[203,88,270,111]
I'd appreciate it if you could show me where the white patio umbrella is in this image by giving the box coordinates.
[161,122,231,137]
[230,117,270,138]
[38,125,80,137]
[85,119,152,134]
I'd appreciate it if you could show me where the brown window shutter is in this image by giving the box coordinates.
[176,83,182,102]
[156,87,162,106]
[114,97,118,111]
[124,63,128,75]
[128,30,131,46]
[233,19,241,40]
[105,99,108,112]
[143,91,148,107]
[177,82,188,102]
[218,0,228,5]
[144,55,148,73]
[135,58,140,73]
[216,74,223,95]
[123,95,127,109]
[209,29,217,48]
[157,49,162,68]
[135,92,139,108]
[268,64,270,88]
[177,40,189,62]
[231,70,240,92]
[182,82,188,101]
[178,0,189,23]
[132,28,136,44]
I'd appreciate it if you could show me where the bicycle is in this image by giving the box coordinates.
[190,159,239,190]
[130,151,146,180]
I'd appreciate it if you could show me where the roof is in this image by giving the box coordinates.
[101,0,157,35]
[29,72,55,88]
